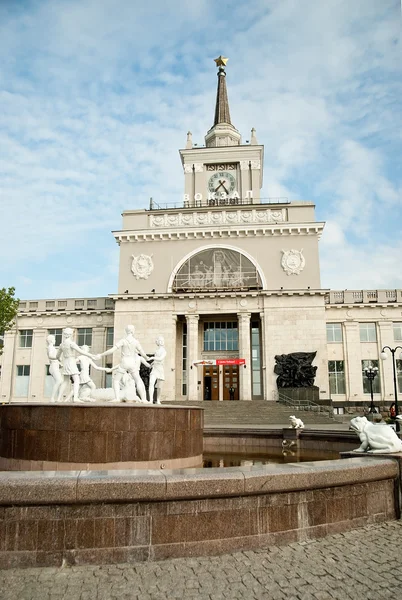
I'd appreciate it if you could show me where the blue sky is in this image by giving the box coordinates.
[0,0,401,300]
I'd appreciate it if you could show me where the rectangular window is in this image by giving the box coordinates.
[106,327,114,348]
[44,365,54,397]
[394,323,402,342]
[251,320,262,397]
[328,361,346,395]
[15,365,30,397]
[397,360,402,394]
[19,329,33,348]
[326,323,342,343]
[203,322,238,352]
[359,323,377,342]
[48,328,62,346]
[77,328,92,347]
[361,360,381,394]
[105,363,113,388]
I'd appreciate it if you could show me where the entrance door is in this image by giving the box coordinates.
[223,365,239,400]
[203,366,219,400]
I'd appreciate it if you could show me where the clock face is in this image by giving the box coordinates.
[208,171,236,196]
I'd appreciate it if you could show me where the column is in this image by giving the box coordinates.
[30,328,47,401]
[378,321,396,402]
[186,314,199,401]
[260,312,266,400]
[343,322,363,401]
[238,312,252,401]
[0,330,16,402]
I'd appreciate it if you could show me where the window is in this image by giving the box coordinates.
[106,327,114,348]
[394,323,402,342]
[77,328,92,346]
[203,322,238,351]
[362,360,381,394]
[326,323,342,343]
[359,323,377,342]
[19,329,33,348]
[172,248,262,292]
[328,361,346,395]
[182,323,187,396]
[105,363,113,388]
[15,365,30,397]
[48,328,62,346]
[44,365,53,397]
[251,320,262,397]
[397,360,402,394]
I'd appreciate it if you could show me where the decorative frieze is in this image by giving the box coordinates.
[206,164,237,171]
[149,208,287,229]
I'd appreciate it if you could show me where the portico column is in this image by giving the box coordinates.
[186,314,200,401]
[238,312,252,401]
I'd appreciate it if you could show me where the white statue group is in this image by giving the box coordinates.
[46,325,166,404]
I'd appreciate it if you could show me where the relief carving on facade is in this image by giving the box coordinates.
[239,160,249,170]
[250,160,261,169]
[149,208,287,228]
[183,164,193,173]
[193,163,204,172]
[131,254,154,280]
[281,249,306,275]
[206,164,237,171]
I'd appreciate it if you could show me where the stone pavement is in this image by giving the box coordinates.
[1,521,401,600]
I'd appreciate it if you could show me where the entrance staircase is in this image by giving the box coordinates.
[168,400,339,427]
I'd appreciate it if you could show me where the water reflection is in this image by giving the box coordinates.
[203,447,340,467]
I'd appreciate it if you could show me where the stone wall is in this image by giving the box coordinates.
[0,457,397,569]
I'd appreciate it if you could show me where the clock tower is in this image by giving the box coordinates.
[180,57,264,207]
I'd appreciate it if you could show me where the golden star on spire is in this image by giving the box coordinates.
[214,55,228,67]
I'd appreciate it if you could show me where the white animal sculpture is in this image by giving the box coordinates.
[289,415,304,429]
[349,416,402,453]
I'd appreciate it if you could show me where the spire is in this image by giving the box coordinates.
[213,56,231,126]
[205,57,241,148]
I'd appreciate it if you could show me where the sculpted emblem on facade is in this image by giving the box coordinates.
[281,249,305,275]
[131,254,154,280]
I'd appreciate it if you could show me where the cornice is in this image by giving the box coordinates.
[17,310,115,318]
[110,289,328,301]
[113,222,325,244]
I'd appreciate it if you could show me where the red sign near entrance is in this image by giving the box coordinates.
[216,358,246,366]
[192,358,246,367]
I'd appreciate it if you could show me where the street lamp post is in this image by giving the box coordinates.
[380,346,402,433]
[364,366,378,416]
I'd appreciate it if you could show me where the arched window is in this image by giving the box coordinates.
[171,248,263,292]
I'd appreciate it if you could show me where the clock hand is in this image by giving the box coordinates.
[215,180,229,194]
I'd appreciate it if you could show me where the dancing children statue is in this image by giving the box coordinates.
[46,334,63,402]
[148,335,166,404]
[95,325,150,403]
[65,345,112,402]
[56,328,98,402]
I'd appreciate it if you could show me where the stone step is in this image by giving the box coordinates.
[166,400,336,425]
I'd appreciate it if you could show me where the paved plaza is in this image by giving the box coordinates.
[0,520,401,600]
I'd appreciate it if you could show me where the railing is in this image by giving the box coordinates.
[277,391,338,420]
[325,290,401,305]
[149,197,289,211]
